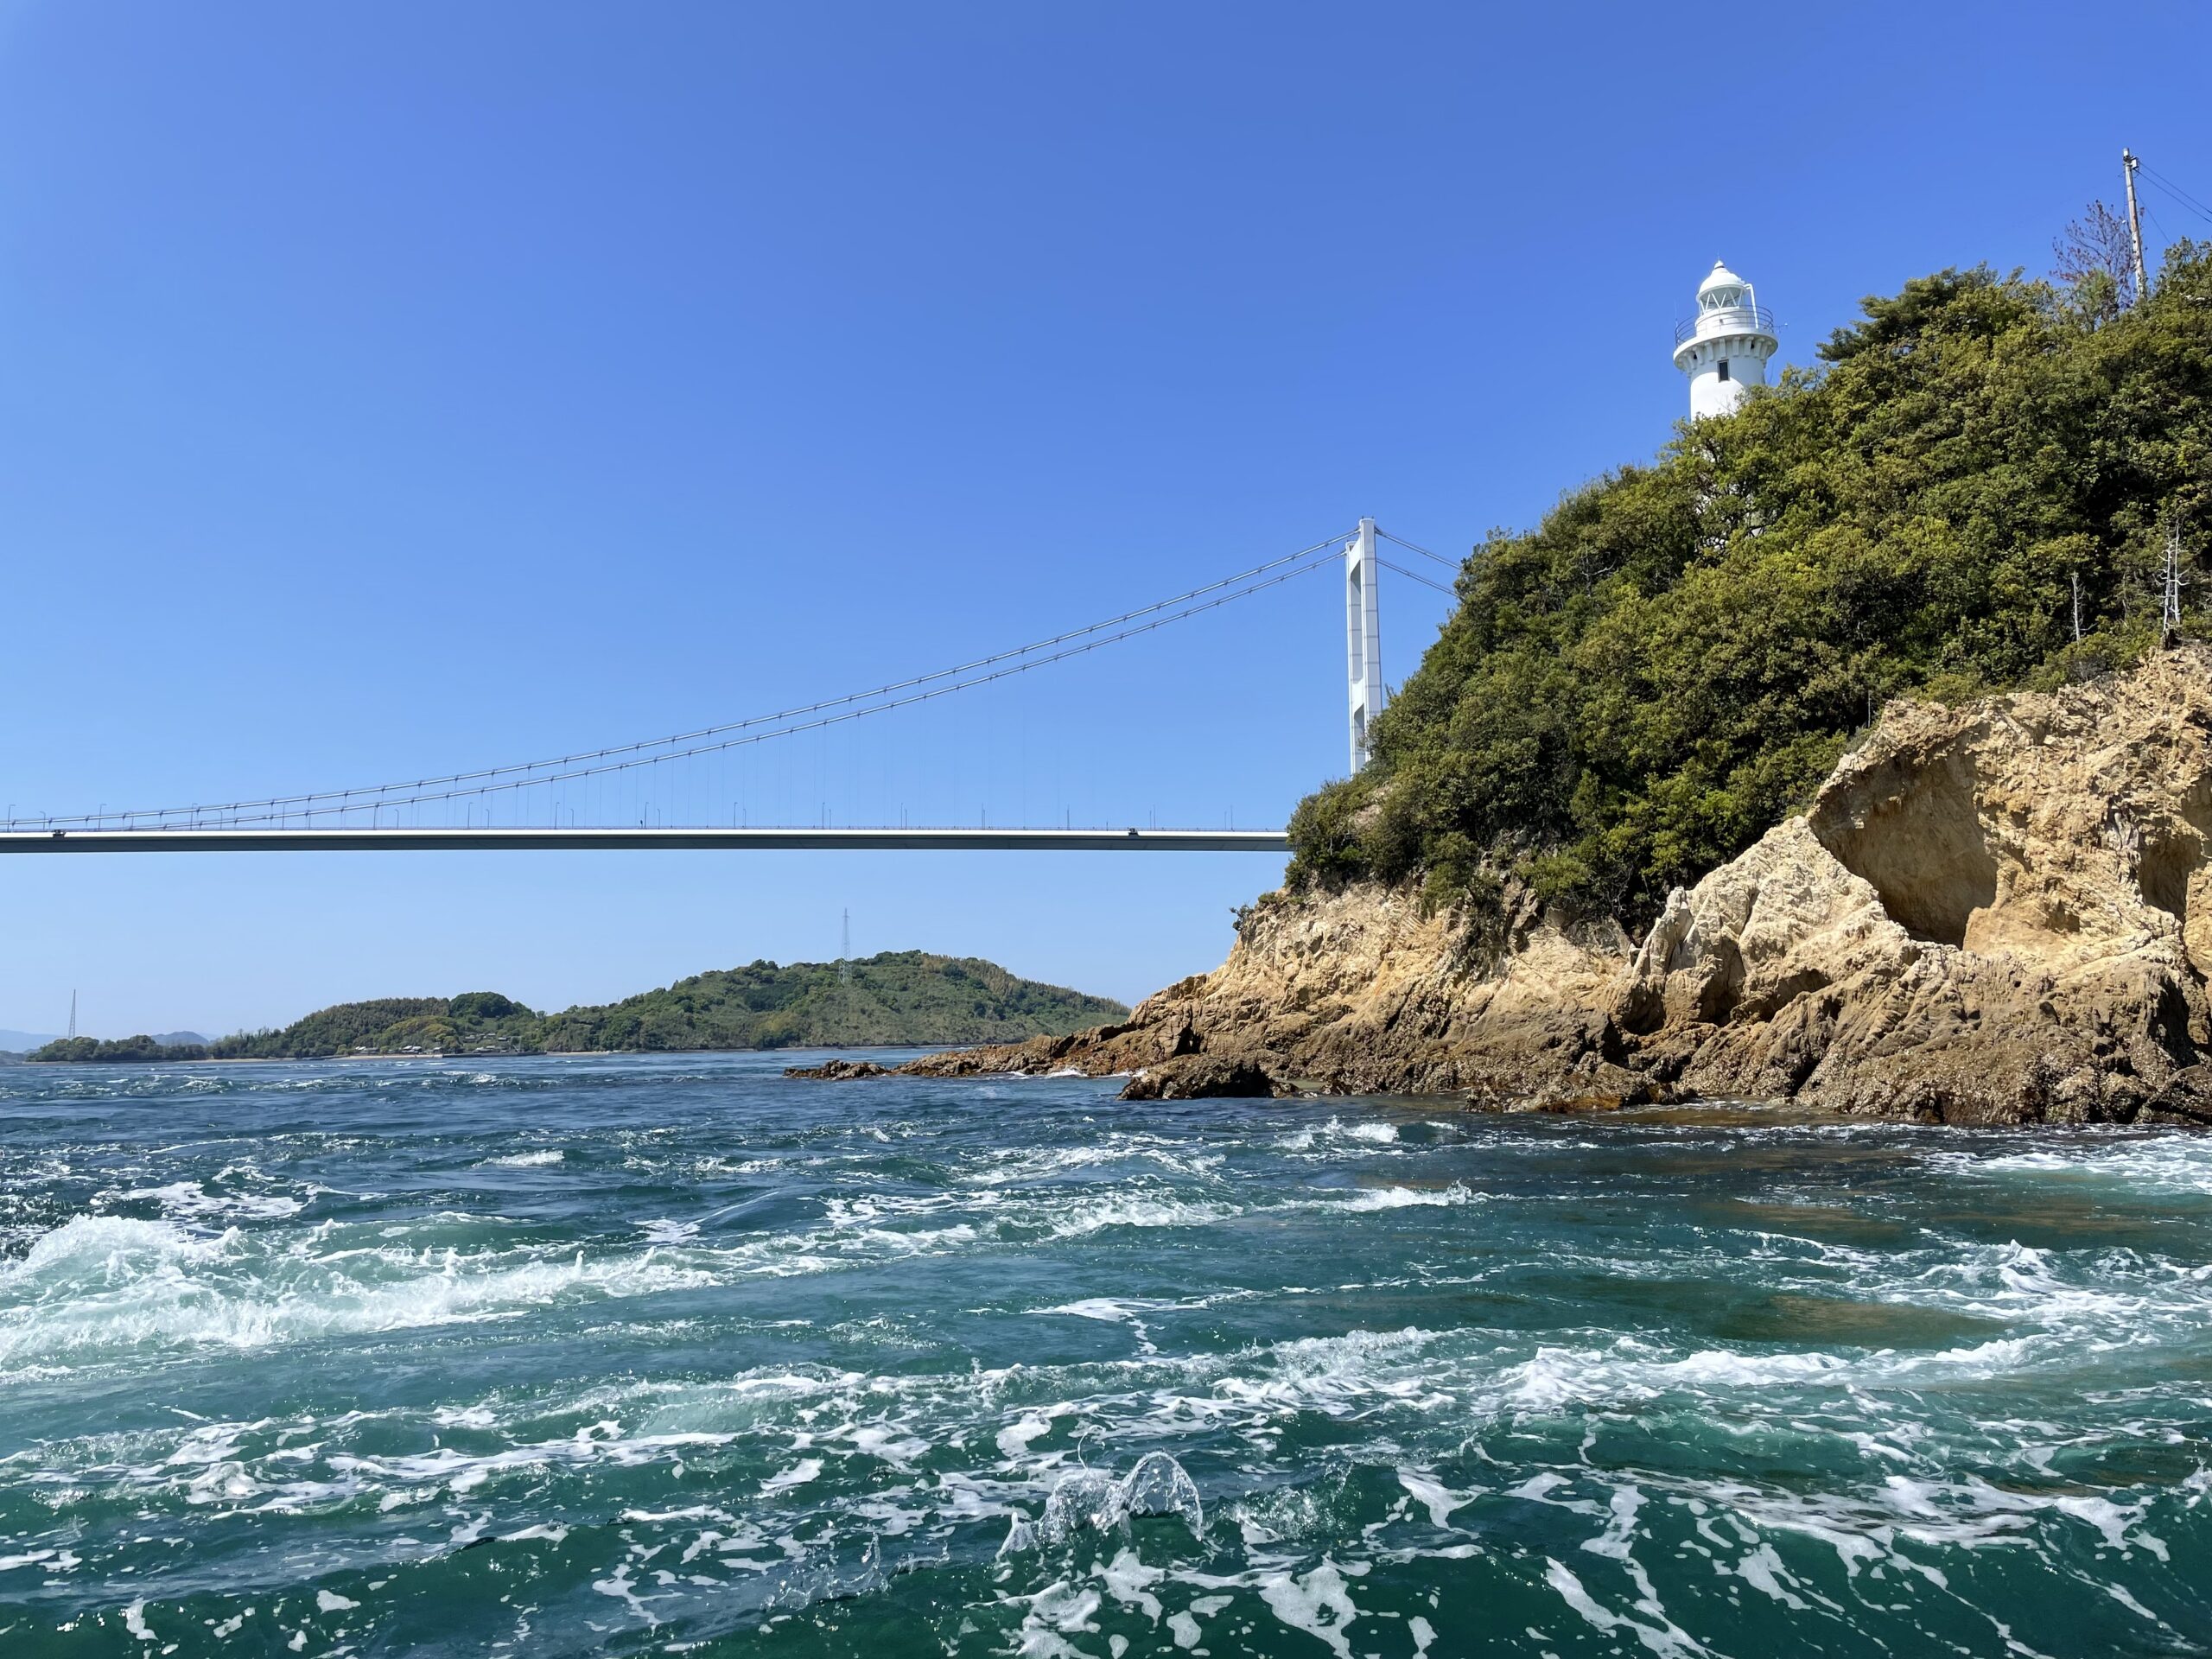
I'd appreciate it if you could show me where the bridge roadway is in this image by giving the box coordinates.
[0,826,1291,855]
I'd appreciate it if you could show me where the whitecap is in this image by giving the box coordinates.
[5,1214,226,1283]
[119,1181,305,1222]
[0,1230,715,1363]
[760,1457,823,1494]
[1328,1182,1477,1212]
[1046,1196,1235,1239]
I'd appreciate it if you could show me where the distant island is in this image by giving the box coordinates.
[26,952,1128,1062]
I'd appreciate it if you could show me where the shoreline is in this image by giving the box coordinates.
[7,1040,966,1065]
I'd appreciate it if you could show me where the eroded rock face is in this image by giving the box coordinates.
[888,649,2212,1124]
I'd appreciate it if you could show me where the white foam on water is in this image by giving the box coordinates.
[1397,1467,1482,1530]
[1046,1195,1236,1239]
[1543,1557,1708,1657]
[959,1135,1227,1188]
[1279,1116,1402,1153]
[3,1215,231,1308]
[1498,1336,1936,1415]
[500,1521,571,1543]
[997,1406,1070,1461]
[1012,1580,1103,1655]
[118,1181,306,1222]
[0,1224,717,1363]
[477,1149,563,1168]
[1933,1135,2212,1197]
[1033,1296,1185,1328]
[1327,1182,1477,1212]
[1096,1545,1165,1622]
[1212,1326,1453,1419]
[1256,1558,1363,1659]
[845,1223,981,1255]
[760,1458,822,1494]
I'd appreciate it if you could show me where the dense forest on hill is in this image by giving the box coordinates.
[28,955,1127,1061]
[1287,242,2212,928]
[531,953,1126,1052]
[25,1035,214,1063]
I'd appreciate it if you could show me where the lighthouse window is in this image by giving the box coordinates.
[1717,359,1731,382]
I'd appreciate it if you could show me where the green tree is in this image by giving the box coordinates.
[1287,242,2212,931]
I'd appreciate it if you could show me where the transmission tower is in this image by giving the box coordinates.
[839,909,851,983]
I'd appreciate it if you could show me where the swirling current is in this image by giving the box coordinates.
[1,1052,2208,1656]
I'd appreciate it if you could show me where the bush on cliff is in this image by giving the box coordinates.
[1287,242,2212,929]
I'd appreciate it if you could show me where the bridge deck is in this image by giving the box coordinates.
[0,826,1291,855]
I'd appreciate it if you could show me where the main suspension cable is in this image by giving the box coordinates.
[22,531,1351,830]
[173,551,1345,829]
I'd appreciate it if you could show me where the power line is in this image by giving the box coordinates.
[2138,161,2212,228]
[17,531,1350,832]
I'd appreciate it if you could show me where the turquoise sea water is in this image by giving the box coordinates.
[2,1052,2209,1656]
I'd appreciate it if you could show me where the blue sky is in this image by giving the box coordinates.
[3,2,2208,1038]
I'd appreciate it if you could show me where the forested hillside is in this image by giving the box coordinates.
[533,951,1126,1052]
[1288,244,2212,928]
[28,956,1126,1061]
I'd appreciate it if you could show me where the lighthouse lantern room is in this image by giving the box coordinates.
[1673,260,1777,420]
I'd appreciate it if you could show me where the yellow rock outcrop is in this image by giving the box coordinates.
[896,648,2212,1123]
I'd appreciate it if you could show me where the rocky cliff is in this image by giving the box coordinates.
[885,650,2212,1124]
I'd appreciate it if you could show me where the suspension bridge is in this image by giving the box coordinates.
[2,521,1459,859]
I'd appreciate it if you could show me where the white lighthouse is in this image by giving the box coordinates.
[1673,260,1777,420]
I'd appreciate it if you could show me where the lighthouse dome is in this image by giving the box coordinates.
[1698,260,1749,306]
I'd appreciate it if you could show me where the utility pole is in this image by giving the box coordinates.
[839,909,851,983]
[2122,149,2149,308]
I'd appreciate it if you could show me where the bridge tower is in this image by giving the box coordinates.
[1346,518,1382,772]
[1673,260,1777,420]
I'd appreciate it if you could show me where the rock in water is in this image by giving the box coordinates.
[785,1058,892,1080]
[1117,1055,1284,1100]
[906,648,2212,1125]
